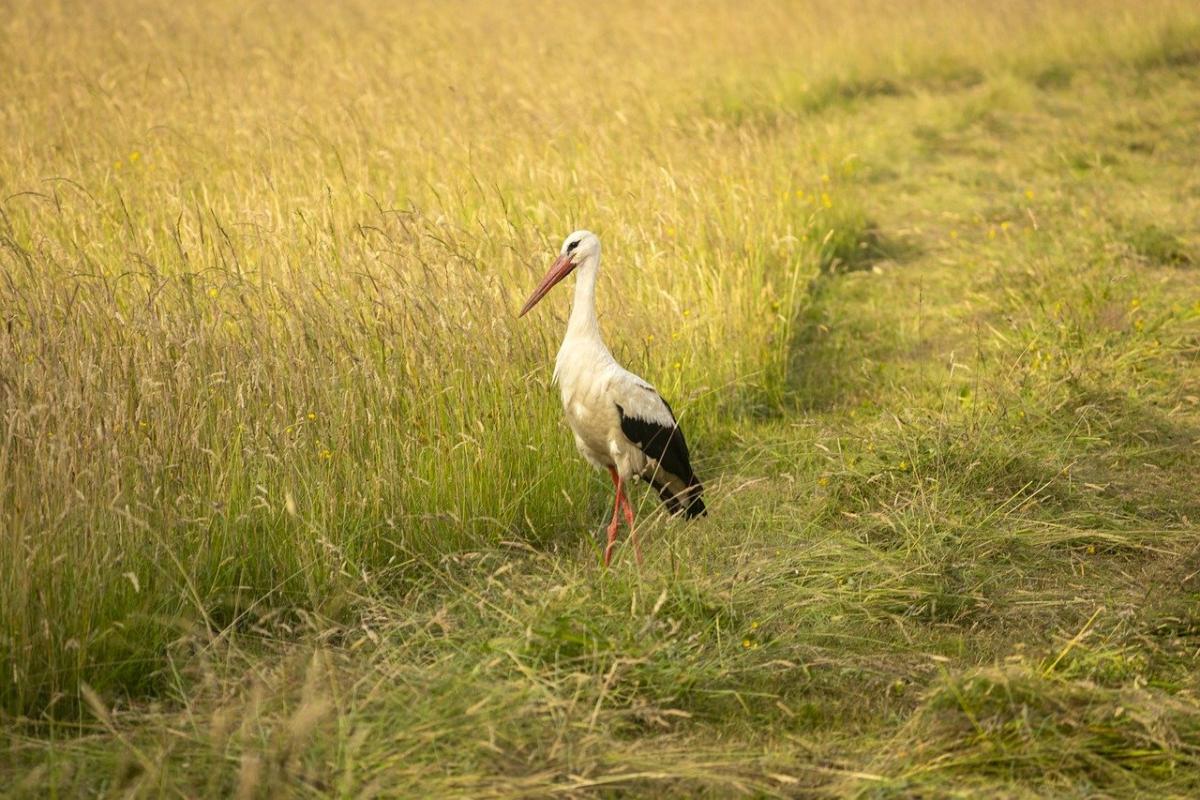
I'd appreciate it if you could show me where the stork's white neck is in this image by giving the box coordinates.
[553,249,616,388]
[565,252,604,344]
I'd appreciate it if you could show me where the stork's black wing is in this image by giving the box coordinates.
[616,398,706,518]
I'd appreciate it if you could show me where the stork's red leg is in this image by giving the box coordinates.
[602,467,641,566]
[605,467,622,566]
[619,484,641,565]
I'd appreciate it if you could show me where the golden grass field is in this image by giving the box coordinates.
[3,0,1200,795]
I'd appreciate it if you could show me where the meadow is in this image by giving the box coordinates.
[2,0,1200,795]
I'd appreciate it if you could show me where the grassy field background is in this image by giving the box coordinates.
[3,0,1200,795]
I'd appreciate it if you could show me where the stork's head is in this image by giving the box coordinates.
[518,230,599,317]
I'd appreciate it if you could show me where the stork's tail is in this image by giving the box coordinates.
[681,475,707,518]
[652,474,707,518]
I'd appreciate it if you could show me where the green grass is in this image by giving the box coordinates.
[3,0,1200,796]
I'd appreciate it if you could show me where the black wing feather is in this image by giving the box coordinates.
[616,399,706,518]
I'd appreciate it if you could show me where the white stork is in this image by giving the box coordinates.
[519,230,706,565]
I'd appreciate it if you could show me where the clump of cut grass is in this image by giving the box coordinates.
[883,665,1200,790]
[1121,223,1195,267]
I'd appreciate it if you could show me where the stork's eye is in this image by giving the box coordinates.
[567,240,579,253]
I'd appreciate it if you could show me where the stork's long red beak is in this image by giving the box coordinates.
[518,253,576,317]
